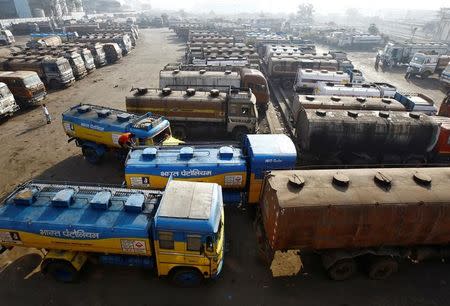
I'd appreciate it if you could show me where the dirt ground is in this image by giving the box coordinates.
[1,29,450,306]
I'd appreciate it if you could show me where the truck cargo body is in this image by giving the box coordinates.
[125,134,297,204]
[159,69,269,107]
[126,88,258,139]
[294,69,350,93]
[267,57,338,80]
[258,167,450,279]
[0,180,224,286]
[290,94,406,122]
[295,109,447,164]
[0,57,75,89]
[315,82,396,98]
[394,92,437,115]
[0,71,47,107]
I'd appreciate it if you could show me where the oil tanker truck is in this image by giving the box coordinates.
[0,56,75,88]
[126,87,258,140]
[294,109,450,165]
[62,104,180,164]
[124,134,297,205]
[0,180,224,286]
[256,167,450,280]
[159,68,269,109]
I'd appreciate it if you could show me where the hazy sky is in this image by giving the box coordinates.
[149,0,448,13]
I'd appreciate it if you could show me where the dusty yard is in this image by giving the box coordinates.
[0,29,450,306]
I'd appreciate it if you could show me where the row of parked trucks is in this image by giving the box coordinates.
[2,25,450,287]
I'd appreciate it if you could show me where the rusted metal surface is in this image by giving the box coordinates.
[291,95,406,121]
[126,87,228,119]
[296,109,439,156]
[260,168,450,251]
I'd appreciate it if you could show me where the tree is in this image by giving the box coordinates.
[297,3,314,24]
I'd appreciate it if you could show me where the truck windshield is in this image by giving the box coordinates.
[0,86,11,98]
[23,74,42,87]
[411,55,425,65]
[73,56,84,66]
[153,126,171,144]
[58,62,71,73]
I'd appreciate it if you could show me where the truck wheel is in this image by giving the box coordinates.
[232,127,248,142]
[170,268,204,287]
[327,259,357,281]
[45,261,79,283]
[82,146,101,164]
[368,257,398,280]
[421,71,432,79]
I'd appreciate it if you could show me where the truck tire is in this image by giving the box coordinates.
[45,261,79,283]
[421,71,432,79]
[368,257,398,280]
[327,259,357,281]
[232,127,248,142]
[170,268,204,287]
[82,146,101,164]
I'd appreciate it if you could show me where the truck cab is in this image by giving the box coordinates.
[153,180,224,284]
[380,43,402,67]
[240,68,269,108]
[77,48,96,73]
[43,57,75,88]
[103,43,122,63]
[0,71,47,107]
[0,30,14,45]
[0,82,19,117]
[61,51,87,80]
[226,89,258,137]
[407,53,450,78]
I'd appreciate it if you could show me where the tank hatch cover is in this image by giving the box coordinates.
[333,173,350,187]
[124,193,145,212]
[13,187,39,206]
[52,188,75,207]
[90,190,112,210]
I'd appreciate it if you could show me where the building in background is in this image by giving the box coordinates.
[435,8,450,42]
[0,0,32,18]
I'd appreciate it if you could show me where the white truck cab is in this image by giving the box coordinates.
[407,52,450,78]
[0,30,14,45]
[0,82,19,117]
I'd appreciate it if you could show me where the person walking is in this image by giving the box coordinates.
[42,103,51,124]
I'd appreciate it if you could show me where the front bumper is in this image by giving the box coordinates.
[0,103,19,117]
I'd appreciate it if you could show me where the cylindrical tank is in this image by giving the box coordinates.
[126,88,227,123]
[260,167,450,251]
[291,94,406,120]
[296,109,439,157]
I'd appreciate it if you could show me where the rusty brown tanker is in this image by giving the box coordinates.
[256,167,450,280]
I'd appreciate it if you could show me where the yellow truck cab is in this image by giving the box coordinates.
[0,71,47,108]
[0,180,224,286]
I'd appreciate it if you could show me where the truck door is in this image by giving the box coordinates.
[439,95,450,117]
